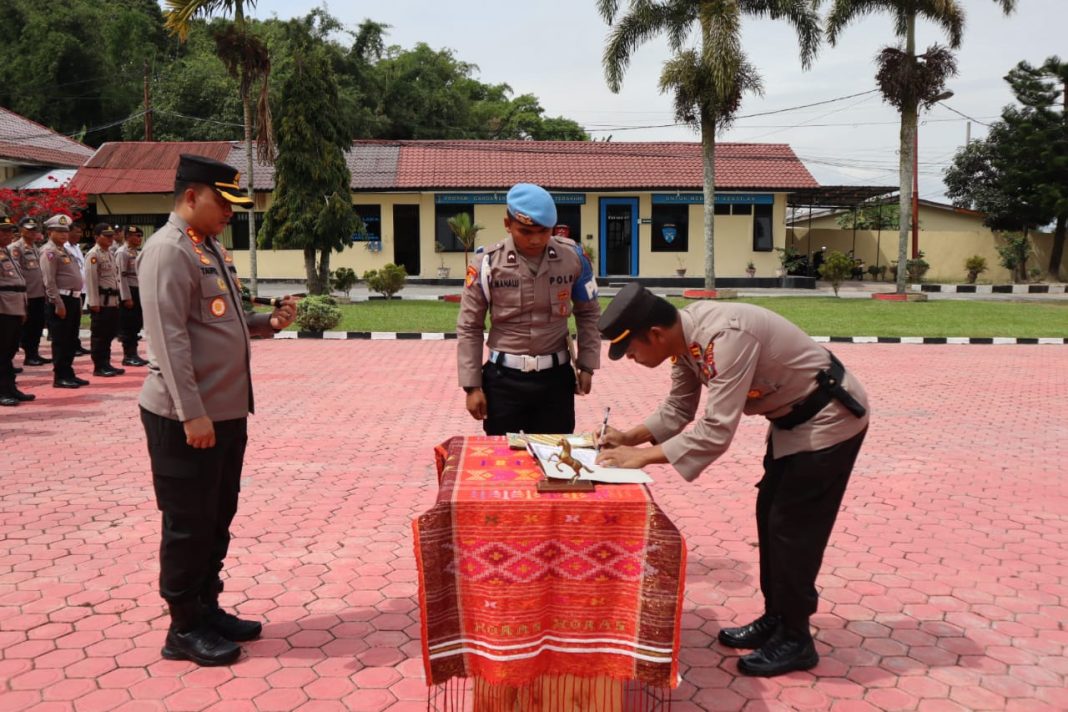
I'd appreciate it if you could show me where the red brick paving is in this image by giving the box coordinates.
[2,342,1066,711]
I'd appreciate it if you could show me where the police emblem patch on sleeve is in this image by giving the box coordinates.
[702,341,717,381]
[465,264,478,288]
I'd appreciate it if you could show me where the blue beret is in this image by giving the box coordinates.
[506,183,557,229]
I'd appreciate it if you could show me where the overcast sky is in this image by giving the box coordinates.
[242,0,1064,200]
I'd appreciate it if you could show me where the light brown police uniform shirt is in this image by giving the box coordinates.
[9,240,44,299]
[645,301,870,481]
[0,246,27,317]
[115,244,139,301]
[456,235,601,388]
[40,240,83,306]
[84,245,120,308]
[138,213,274,423]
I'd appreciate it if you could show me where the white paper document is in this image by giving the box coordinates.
[527,442,653,485]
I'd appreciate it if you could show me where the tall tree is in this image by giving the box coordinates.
[164,0,274,297]
[599,0,820,290]
[825,0,1016,293]
[259,47,359,295]
[945,57,1068,280]
[0,0,166,145]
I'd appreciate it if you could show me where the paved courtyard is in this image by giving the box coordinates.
[2,341,1067,711]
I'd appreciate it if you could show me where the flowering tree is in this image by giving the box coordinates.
[0,179,89,222]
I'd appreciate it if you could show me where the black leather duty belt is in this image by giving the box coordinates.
[770,352,867,430]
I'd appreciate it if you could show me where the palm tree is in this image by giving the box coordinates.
[164,0,275,297]
[825,0,1016,294]
[447,212,484,268]
[599,1,820,291]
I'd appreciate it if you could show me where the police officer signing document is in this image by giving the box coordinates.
[138,154,297,667]
[457,183,600,435]
[596,284,868,677]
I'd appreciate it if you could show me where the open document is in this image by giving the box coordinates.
[527,441,653,485]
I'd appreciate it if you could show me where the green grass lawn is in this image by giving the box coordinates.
[273,296,1068,338]
[85,297,1068,336]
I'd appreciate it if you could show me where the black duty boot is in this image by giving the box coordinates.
[122,355,148,367]
[161,600,241,666]
[717,613,782,649]
[737,624,818,677]
[0,394,18,406]
[12,388,35,402]
[201,581,262,642]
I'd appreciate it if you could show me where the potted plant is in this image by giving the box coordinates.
[582,241,596,269]
[675,256,687,277]
[867,264,887,281]
[964,255,987,284]
[434,241,450,280]
[745,260,756,278]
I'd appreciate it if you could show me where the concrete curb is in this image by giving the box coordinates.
[910,283,1067,294]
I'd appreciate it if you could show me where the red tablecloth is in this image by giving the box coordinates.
[414,436,686,695]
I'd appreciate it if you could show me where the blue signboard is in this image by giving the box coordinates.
[652,193,774,205]
[435,193,586,205]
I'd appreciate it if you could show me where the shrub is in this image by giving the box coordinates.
[295,295,342,332]
[363,263,407,299]
[330,267,358,295]
[818,250,854,296]
[996,233,1032,282]
[963,255,987,284]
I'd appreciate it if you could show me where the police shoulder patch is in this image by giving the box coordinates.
[465,264,478,288]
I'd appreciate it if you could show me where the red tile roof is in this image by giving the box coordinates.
[0,107,95,168]
[390,140,817,190]
[71,139,818,194]
[70,142,234,195]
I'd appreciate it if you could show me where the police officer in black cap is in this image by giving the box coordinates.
[595,284,869,677]
[116,225,147,367]
[138,154,297,667]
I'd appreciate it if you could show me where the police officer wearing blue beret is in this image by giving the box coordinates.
[457,183,601,434]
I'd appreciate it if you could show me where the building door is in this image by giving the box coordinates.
[600,198,638,276]
[393,205,420,276]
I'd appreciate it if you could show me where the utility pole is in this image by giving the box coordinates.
[965,121,971,144]
[143,59,153,142]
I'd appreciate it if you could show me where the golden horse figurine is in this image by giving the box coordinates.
[548,439,593,484]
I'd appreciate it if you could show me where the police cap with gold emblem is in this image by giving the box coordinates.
[44,214,73,232]
[506,183,557,228]
[598,283,674,360]
[0,215,16,231]
[18,217,39,231]
[93,223,116,236]
[175,153,253,208]
[124,225,143,236]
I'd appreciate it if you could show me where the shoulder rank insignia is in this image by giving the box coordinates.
[506,252,517,264]
[186,227,204,245]
[547,246,558,259]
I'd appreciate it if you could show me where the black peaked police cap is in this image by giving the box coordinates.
[598,283,669,360]
[176,154,253,208]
